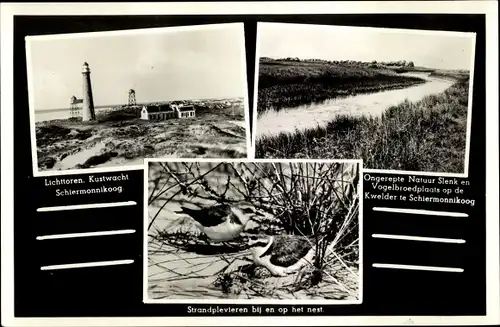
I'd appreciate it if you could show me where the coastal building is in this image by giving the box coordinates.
[175,105,196,118]
[140,104,177,121]
[69,95,83,118]
[140,104,196,121]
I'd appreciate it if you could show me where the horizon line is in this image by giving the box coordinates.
[259,56,472,71]
[33,96,245,112]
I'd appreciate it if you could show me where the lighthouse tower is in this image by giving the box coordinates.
[81,62,96,121]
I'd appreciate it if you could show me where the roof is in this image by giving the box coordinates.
[71,98,83,104]
[144,104,174,113]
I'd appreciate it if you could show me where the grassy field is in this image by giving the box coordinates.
[257,58,427,113]
[36,98,247,171]
[255,79,470,173]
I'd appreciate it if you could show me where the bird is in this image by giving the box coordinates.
[175,202,263,243]
[247,234,315,277]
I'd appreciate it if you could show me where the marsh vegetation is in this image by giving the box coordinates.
[257,58,427,114]
[255,57,471,173]
[256,79,470,173]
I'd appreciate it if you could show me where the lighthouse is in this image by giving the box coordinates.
[81,62,96,121]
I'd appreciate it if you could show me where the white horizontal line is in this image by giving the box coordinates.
[373,263,464,273]
[37,201,137,212]
[373,207,468,217]
[36,229,136,241]
[372,233,466,244]
[40,259,134,271]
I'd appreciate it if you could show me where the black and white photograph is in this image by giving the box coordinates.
[2,1,499,326]
[254,23,476,176]
[27,23,250,176]
[145,159,362,303]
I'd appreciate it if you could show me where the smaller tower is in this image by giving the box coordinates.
[128,89,136,106]
[70,95,79,118]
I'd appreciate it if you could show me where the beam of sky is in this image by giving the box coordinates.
[258,23,475,71]
[27,23,247,111]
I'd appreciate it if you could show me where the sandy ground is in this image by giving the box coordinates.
[35,104,247,171]
[148,201,359,301]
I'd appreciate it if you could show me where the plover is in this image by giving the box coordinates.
[247,234,315,277]
[175,202,263,243]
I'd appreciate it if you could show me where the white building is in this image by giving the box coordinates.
[175,105,196,118]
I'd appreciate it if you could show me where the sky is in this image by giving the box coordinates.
[28,24,246,111]
[258,23,475,71]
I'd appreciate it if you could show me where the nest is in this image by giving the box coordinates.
[212,260,358,300]
[152,229,251,255]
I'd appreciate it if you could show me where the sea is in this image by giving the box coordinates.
[34,105,121,122]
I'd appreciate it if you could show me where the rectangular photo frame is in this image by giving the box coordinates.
[27,22,252,177]
[252,22,476,178]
